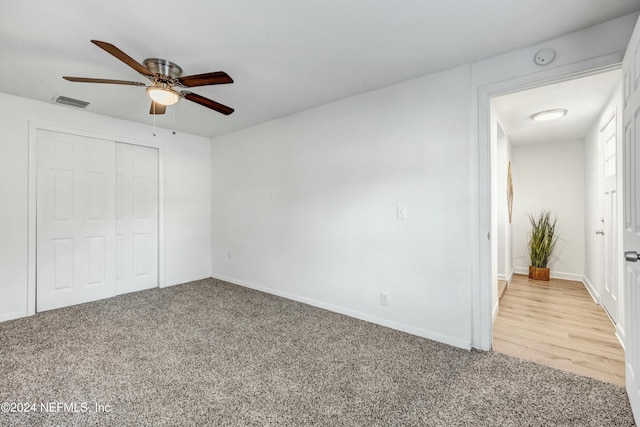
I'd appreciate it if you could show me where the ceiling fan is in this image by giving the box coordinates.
[63,40,234,115]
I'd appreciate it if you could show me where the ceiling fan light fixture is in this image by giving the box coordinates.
[64,41,234,115]
[530,108,568,122]
[146,85,180,106]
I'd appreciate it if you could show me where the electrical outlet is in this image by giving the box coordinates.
[380,292,389,306]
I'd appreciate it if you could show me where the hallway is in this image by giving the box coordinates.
[493,274,625,386]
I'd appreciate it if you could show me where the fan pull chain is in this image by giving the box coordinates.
[172,104,176,135]
[152,102,157,136]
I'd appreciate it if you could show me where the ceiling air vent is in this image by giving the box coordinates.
[53,95,90,109]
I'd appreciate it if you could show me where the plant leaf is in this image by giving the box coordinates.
[528,210,558,268]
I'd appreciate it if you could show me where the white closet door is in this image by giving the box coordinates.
[36,129,116,311]
[116,143,159,295]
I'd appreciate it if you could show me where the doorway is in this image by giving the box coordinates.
[488,68,625,383]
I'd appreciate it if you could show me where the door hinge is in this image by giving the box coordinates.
[487,232,491,240]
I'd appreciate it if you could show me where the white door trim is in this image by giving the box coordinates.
[473,52,625,351]
[27,121,166,316]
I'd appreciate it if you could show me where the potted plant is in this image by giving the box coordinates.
[527,210,558,281]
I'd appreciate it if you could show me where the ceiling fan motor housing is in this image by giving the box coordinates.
[143,58,183,78]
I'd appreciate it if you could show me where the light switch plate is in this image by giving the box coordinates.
[380,292,389,306]
[397,205,407,220]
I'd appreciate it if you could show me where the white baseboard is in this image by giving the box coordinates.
[162,274,212,288]
[582,275,600,304]
[512,267,525,276]
[0,311,29,323]
[506,268,514,282]
[492,300,500,322]
[549,271,584,281]
[616,324,626,351]
[582,276,624,350]
[513,267,583,282]
[211,273,471,350]
[498,268,516,282]
[0,275,212,324]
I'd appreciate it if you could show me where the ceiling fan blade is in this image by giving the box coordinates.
[182,92,234,115]
[63,76,146,86]
[149,101,166,115]
[176,71,233,87]
[91,40,155,77]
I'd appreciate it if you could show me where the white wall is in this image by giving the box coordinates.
[490,104,499,317]
[0,92,212,321]
[163,135,212,286]
[511,140,585,279]
[498,126,513,281]
[492,113,514,284]
[210,13,637,351]
[211,65,472,349]
[491,111,512,320]
[495,125,504,280]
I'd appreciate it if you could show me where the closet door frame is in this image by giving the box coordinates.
[27,121,165,315]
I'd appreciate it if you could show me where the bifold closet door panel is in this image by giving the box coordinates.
[36,129,116,312]
[116,143,159,295]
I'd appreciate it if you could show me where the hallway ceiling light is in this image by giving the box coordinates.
[530,108,568,122]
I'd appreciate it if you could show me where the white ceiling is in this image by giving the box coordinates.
[492,69,622,146]
[1,1,638,138]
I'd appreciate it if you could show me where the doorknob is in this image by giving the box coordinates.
[595,230,604,235]
[625,251,640,262]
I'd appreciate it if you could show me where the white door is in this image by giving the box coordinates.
[622,15,640,422]
[116,143,159,295]
[602,115,619,323]
[36,130,116,311]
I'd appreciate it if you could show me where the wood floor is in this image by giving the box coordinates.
[493,274,625,386]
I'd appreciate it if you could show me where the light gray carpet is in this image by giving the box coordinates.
[0,278,635,426]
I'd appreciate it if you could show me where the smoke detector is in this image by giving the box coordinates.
[534,49,556,66]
